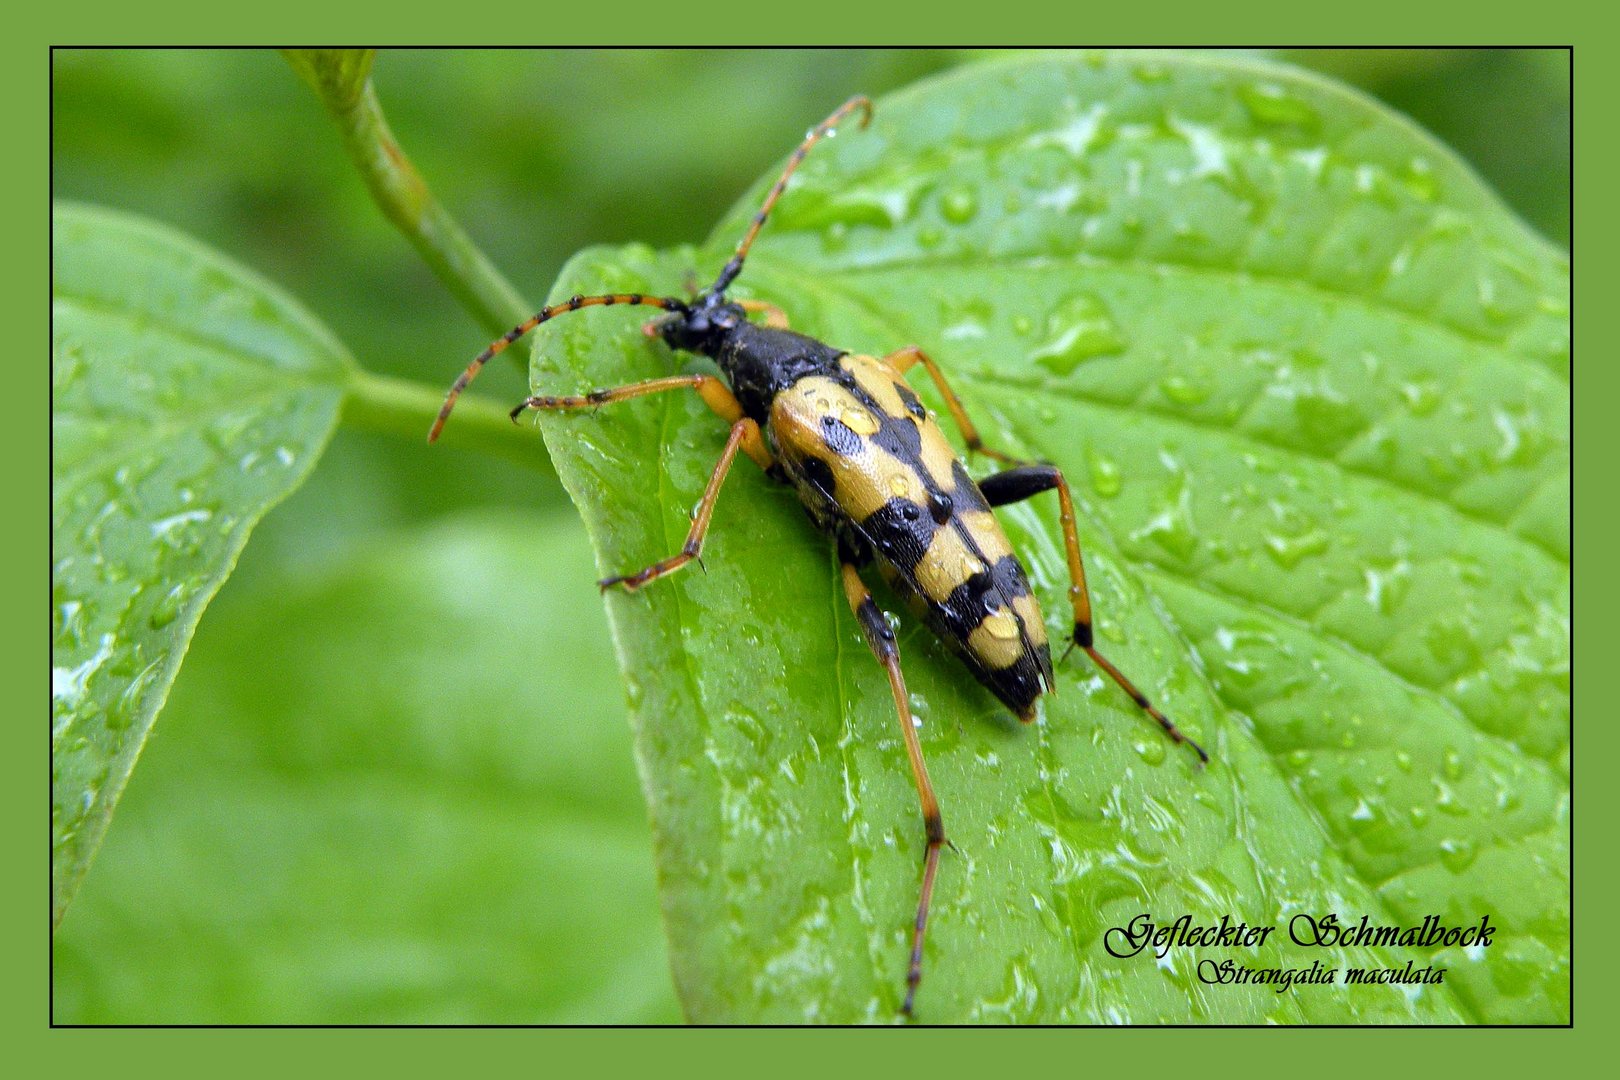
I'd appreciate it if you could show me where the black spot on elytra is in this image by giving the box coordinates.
[951,459,993,513]
[936,555,1033,640]
[800,455,836,499]
[843,375,925,462]
[895,382,927,420]
[871,412,923,461]
[820,414,863,457]
[861,497,937,573]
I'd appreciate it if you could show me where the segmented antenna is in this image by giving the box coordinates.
[709,94,872,295]
[429,293,684,442]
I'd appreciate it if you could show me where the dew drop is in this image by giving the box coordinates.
[1438,837,1478,873]
[1293,387,1364,445]
[1400,380,1441,416]
[821,221,849,253]
[1403,157,1438,202]
[983,610,1018,639]
[941,186,979,225]
[1160,373,1211,406]
[1029,294,1127,376]
[148,585,184,630]
[1087,451,1122,499]
[1262,530,1330,569]
[840,406,878,435]
[1238,83,1321,131]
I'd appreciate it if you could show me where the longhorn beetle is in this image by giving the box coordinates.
[430,95,1208,1018]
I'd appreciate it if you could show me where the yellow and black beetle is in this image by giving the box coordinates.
[431,96,1207,1017]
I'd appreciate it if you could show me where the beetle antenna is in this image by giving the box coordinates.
[430,293,686,442]
[709,95,872,296]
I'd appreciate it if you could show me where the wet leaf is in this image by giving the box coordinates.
[527,53,1567,1023]
[51,203,351,926]
[52,513,679,1024]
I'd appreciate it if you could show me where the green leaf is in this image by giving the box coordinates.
[528,53,1567,1023]
[52,202,352,926]
[52,513,679,1024]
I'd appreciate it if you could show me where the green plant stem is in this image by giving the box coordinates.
[343,370,554,477]
[289,52,531,346]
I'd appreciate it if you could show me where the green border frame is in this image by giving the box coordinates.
[26,7,1593,1066]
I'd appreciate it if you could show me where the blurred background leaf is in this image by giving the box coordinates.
[52,512,679,1023]
[52,203,352,927]
[51,48,1568,1024]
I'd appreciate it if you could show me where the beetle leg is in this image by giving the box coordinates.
[598,418,770,592]
[512,373,771,470]
[840,562,945,1018]
[430,292,685,443]
[978,464,1209,764]
[737,298,790,329]
[883,346,1025,465]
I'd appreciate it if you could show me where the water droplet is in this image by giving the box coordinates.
[940,186,979,224]
[840,406,878,436]
[821,221,849,253]
[1424,617,1480,670]
[1160,373,1211,406]
[1293,387,1364,446]
[941,296,993,342]
[1433,780,1468,817]
[148,585,184,629]
[1438,837,1477,872]
[1263,529,1329,569]
[983,610,1018,639]
[1347,797,1379,831]
[1129,468,1199,564]
[888,473,913,498]
[1087,450,1122,498]
[1400,380,1442,416]
[1030,294,1127,375]
[1239,83,1321,131]
[1362,558,1411,616]
[1403,157,1438,202]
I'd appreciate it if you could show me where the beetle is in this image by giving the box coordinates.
[430,95,1208,1017]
